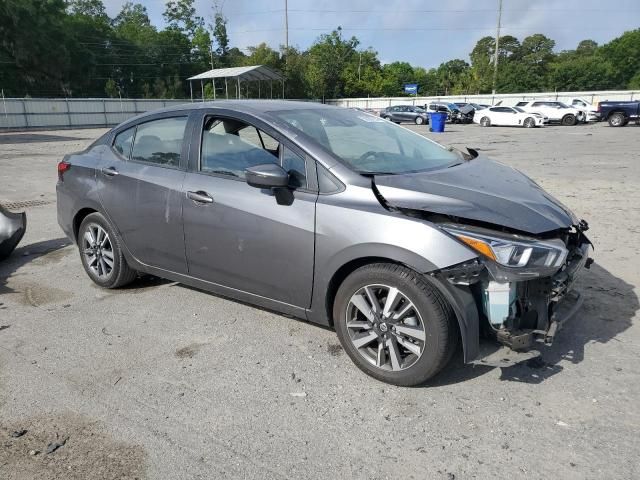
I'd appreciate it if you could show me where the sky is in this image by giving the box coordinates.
[103,0,640,68]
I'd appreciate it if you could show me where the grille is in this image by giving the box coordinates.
[1,199,54,210]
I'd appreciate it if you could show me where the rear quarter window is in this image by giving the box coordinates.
[113,127,135,158]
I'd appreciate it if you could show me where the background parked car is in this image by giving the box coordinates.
[515,100,584,126]
[380,105,429,124]
[567,97,600,122]
[426,102,471,123]
[474,106,545,128]
[597,100,640,127]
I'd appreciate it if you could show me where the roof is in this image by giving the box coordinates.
[187,65,284,82]
[117,100,334,128]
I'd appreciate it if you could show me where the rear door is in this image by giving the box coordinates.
[181,111,317,308]
[97,114,190,273]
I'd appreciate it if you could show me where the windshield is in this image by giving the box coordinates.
[270,107,460,174]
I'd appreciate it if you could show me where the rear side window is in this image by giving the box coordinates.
[113,127,135,158]
[515,102,528,107]
[531,102,544,107]
[130,117,187,167]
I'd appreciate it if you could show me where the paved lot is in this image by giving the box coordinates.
[0,121,639,479]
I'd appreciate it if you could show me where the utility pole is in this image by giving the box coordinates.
[358,51,362,82]
[284,0,289,53]
[492,0,503,95]
[284,0,289,99]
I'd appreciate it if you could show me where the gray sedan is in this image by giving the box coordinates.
[380,105,429,125]
[57,101,592,386]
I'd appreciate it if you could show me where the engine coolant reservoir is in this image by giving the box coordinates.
[483,281,516,328]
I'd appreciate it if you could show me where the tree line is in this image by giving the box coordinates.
[1,0,639,99]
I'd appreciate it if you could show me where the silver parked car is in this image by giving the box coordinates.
[57,101,592,386]
[380,105,429,125]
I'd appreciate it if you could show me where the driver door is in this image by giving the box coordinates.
[181,112,318,308]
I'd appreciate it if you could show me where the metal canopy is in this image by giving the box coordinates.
[188,65,283,83]
[187,65,285,102]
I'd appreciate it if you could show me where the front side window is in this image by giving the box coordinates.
[130,117,187,167]
[270,107,460,175]
[201,117,279,179]
[282,147,307,188]
[113,126,135,158]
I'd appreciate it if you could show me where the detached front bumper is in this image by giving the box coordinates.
[0,204,27,260]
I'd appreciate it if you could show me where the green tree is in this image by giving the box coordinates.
[0,0,70,96]
[305,28,358,98]
[212,12,229,63]
[601,29,640,88]
[163,0,203,39]
[67,0,107,18]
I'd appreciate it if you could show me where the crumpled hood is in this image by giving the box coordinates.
[375,157,578,235]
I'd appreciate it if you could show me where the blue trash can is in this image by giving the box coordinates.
[429,112,447,132]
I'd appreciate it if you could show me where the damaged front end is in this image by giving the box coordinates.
[0,203,27,261]
[438,221,592,361]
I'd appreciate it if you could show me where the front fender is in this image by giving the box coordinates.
[307,189,478,326]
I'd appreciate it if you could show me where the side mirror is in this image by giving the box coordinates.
[245,163,289,189]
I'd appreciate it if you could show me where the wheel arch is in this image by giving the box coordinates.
[607,109,627,119]
[319,255,477,363]
[72,207,100,244]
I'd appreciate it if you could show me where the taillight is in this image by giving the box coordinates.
[57,161,71,181]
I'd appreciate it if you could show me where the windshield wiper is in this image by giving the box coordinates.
[359,171,396,176]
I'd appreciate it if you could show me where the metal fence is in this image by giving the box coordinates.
[3,91,640,130]
[0,98,190,130]
[325,90,640,110]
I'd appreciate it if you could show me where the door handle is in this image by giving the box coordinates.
[101,167,119,177]
[187,190,214,204]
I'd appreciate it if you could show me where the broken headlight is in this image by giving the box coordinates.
[442,225,568,274]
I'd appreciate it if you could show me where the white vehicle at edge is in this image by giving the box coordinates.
[515,100,584,126]
[474,106,545,128]
[566,97,600,122]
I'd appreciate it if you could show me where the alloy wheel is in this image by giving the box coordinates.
[82,223,114,278]
[345,284,426,371]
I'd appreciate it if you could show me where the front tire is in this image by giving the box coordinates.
[78,212,137,289]
[333,263,457,386]
[415,116,424,125]
[523,117,536,128]
[561,114,577,126]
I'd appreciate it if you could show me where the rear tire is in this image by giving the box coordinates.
[333,263,457,386]
[78,212,137,289]
[480,116,491,127]
[415,116,424,125]
[561,114,577,126]
[608,112,625,127]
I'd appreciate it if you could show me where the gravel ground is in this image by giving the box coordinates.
[0,121,638,480]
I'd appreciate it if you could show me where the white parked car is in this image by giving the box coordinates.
[515,101,584,126]
[566,97,600,122]
[474,106,545,128]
